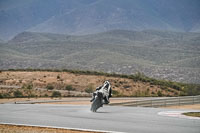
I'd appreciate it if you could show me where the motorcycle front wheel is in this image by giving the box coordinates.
[90,96,102,112]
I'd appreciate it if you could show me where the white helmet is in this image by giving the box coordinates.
[103,81,110,90]
[104,81,110,85]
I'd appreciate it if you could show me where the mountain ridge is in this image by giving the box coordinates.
[1,30,200,84]
[1,0,200,40]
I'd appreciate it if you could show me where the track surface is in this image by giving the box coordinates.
[0,104,200,133]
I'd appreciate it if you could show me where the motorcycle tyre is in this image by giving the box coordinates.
[90,96,102,112]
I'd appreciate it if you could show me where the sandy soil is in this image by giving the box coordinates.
[0,124,100,133]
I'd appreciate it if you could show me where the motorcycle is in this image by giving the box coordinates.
[90,81,112,112]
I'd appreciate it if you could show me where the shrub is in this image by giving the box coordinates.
[85,87,93,93]
[2,93,11,98]
[123,85,131,89]
[134,90,141,97]
[14,90,23,98]
[52,91,61,97]
[46,85,54,90]
[27,84,33,90]
[44,94,49,97]
[144,90,150,96]
[151,91,158,97]
[174,91,178,96]
[160,86,168,90]
[180,91,186,96]
[0,93,3,98]
[112,90,119,96]
[85,84,95,93]
[28,93,35,98]
[157,90,163,97]
[65,85,75,91]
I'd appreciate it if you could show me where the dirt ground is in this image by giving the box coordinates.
[0,124,100,133]
[0,71,178,97]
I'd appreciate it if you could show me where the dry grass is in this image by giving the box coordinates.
[0,71,178,97]
[0,124,101,133]
[183,112,200,117]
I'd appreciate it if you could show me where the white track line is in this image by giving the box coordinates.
[158,111,200,120]
[0,122,125,133]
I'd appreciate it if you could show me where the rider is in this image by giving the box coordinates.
[90,81,112,104]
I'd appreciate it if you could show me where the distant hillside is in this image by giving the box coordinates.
[9,31,68,43]
[1,30,200,83]
[0,0,200,40]
[0,70,199,98]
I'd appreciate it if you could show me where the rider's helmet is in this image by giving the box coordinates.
[104,81,110,90]
[104,80,110,85]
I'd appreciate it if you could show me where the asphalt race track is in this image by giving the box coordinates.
[0,104,200,133]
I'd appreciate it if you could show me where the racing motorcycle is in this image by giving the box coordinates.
[90,81,112,112]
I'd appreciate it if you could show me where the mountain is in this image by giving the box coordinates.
[0,0,88,40]
[0,0,200,40]
[1,30,200,83]
[0,39,3,43]
[9,31,69,43]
